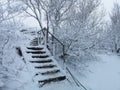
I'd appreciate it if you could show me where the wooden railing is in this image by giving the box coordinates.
[37,28,65,59]
[66,67,88,90]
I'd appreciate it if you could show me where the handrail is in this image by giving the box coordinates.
[66,67,87,90]
[38,28,65,57]
[47,30,64,46]
[47,29,65,57]
[40,28,64,46]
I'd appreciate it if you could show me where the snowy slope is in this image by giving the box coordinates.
[78,53,120,90]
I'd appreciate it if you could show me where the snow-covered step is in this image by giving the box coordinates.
[29,56,53,62]
[40,69,60,75]
[30,43,38,45]
[27,47,44,50]
[32,67,60,74]
[26,49,46,54]
[26,51,46,54]
[31,38,39,41]
[30,43,38,46]
[30,39,39,46]
[32,55,49,58]
[35,69,60,76]
[29,61,55,68]
[31,38,38,41]
[34,64,57,69]
[31,53,50,56]
[38,75,66,86]
[20,38,66,86]
[34,72,65,82]
[30,59,53,63]
[31,40,38,43]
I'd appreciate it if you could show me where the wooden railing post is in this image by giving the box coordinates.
[45,29,47,46]
[37,32,40,46]
[44,28,48,47]
[53,40,55,56]
[63,45,65,57]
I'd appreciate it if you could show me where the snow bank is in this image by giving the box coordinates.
[0,80,4,87]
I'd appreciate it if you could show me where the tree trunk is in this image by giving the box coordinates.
[114,43,118,53]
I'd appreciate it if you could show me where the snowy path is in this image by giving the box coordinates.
[82,54,120,90]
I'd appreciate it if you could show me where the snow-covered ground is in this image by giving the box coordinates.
[1,29,120,90]
[79,53,120,90]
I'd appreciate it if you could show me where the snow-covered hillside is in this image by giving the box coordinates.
[77,53,120,90]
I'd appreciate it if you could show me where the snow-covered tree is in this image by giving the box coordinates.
[109,3,120,53]
[48,0,76,35]
[57,0,105,56]
[0,0,22,24]
[17,0,44,29]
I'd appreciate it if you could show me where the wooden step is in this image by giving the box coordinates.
[30,59,52,63]
[35,69,60,76]
[33,67,60,74]
[41,69,60,75]
[30,42,38,44]
[27,47,43,50]
[30,44,38,46]
[32,55,49,58]
[34,64,56,69]
[22,44,66,87]
[38,76,66,86]
[30,42,38,45]
[26,51,46,54]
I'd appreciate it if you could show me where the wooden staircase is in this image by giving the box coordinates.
[21,37,66,87]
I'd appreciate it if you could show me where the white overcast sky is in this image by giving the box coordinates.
[23,0,120,28]
[102,0,120,11]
